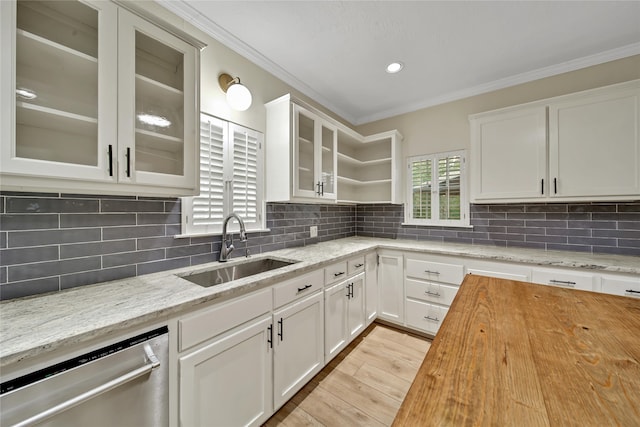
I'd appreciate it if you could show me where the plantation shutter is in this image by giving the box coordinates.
[438,155,461,220]
[410,156,432,220]
[229,123,263,230]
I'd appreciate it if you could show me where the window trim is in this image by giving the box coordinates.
[181,114,266,237]
[404,150,469,228]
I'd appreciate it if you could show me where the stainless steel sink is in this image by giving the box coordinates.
[181,257,296,287]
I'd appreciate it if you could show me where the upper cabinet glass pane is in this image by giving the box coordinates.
[297,112,316,192]
[134,31,185,175]
[15,0,98,166]
[321,124,335,194]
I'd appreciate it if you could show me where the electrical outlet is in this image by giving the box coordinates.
[309,225,318,238]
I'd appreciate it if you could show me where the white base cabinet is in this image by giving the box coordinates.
[377,250,404,324]
[324,272,365,363]
[178,315,273,427]
[365,251,379,325]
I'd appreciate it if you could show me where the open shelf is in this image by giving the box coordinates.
[337,152,391,166]
[17,101,97,135]
[338,176,392,185]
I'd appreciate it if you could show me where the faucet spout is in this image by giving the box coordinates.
[220,213,247,262]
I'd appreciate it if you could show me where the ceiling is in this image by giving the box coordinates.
[158,1,640,125]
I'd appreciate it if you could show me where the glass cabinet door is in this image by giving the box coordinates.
[1,0,117,180]
[294,106,319,198]
[117,9,196,189]
[319,122,337,199]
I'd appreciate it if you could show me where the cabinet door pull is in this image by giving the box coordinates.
[334,271,345,277]
[424,270,440,275]
[277,318,283,341]
[424,315,440,322]
[541,178,544,195]
[125,147,131,178]
[297,284,312,293]
[267,324,273,348]
[553,178,557,194]
[346,283,351,299]
[424,290,441,297]
[549,279,576,287]
[354,263,364,269]
[349,282,354,298]
[316,181,321,196]
[625,289,640,296]
[320,182,324,196]
[108,145,114,177]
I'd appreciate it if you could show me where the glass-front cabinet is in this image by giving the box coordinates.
[292,104,337,200]
[0,0,202,196]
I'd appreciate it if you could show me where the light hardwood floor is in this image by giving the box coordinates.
[263,323,431,427]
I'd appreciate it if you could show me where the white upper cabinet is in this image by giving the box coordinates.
[470,80,640,203]
[0,0,203,196]
[265,94,403,204]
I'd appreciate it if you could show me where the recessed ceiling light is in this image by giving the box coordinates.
[386,62,404,74]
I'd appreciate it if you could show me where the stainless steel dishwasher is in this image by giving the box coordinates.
[1,326,169,427]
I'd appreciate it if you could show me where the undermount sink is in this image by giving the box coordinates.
[181,257,297,288]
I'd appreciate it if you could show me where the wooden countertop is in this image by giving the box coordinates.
[393,274,640,426]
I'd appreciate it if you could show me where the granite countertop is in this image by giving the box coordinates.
[1,236,638,368]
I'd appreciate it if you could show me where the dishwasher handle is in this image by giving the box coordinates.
[11,344,160,427]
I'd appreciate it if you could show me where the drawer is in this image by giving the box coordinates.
[179,288,272,352]
[405,258,464,285]
[531,268,595,292]
[347,256,365,275]
[406,278,459,306]
[466,268,529,282]
[406,299,449,336]
[325,261,348,285]
[273,269,324,308]
[600,275,640,298]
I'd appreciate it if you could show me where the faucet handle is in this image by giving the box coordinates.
[239,230,247,242]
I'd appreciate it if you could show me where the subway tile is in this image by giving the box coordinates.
[0,214,59,230]
[470,239,507,247]
[618,221,640,230]
[9,228,101,247]
[545,228,591,237]
[137,257,192,276]
[593,229,640,239]
[166,243,212,259]
[568,204,616,213]
[1,266,6,283]
[103,225,165,240]
[525,204,568,213]
[103,249,165,268]
[506,241,545,250]
[1,232,6,249]
[618,239,640,248]
[568,236,617,247]
[60,239,136,259]
[526,235,568,244]
[618,203,640,212]
[138,236,192,250]
[165,224,182,236]
[506,227,546,235]
[6,197,99,213]
[101,199,165,213]
[593,246,640,256]
[506,212,545,220]
[546,244,591,253]
[190,252,218,265]
[487,233,525,241]
[138,213,181,225]
[488,205,525,213]
[60,213,135,228]
[568,220,616,230]
[525,220,567,228]
[0,277,60,300]
[1,246,59,266]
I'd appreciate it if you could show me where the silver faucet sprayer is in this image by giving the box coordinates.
[220,213,247,262]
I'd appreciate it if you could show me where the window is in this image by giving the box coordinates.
[182,113,265,235]
[405,150,468,227]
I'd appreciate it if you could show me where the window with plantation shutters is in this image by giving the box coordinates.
[182,114,264,235]
[406,150,468,227]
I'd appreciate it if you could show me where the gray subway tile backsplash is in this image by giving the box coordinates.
[1,192,638,300]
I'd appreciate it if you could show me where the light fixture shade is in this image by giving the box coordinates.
[226,82,252,111]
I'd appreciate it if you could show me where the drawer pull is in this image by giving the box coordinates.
[424,290,441,297]
[354,263,364,268]
[424,315,440,322]
[549,279,576,287]
[334,271,345,277]
[424,270,440,275]
[297,284,312,293]
[625,289,640,296]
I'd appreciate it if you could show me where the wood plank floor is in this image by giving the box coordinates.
[263,323,431,427]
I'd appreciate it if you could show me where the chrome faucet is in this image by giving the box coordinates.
[220,213,247,262]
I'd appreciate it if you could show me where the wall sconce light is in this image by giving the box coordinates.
[218,73,252,111]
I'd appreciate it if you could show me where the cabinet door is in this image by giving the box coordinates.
[470,106,547,201]
[365,252,378,324]
[324,280,349,362]
[318,121,337,200]
[347,273,366,340]
[117,8,196,190]
[179,315,273,427]
[549,83,640,198]
[273,290,324,411]
[293,104,319,198]
[1,0,118,181]
[377,251,404,324]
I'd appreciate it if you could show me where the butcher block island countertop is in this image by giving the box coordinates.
[394,274,640,426]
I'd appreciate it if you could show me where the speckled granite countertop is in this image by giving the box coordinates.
[1,237,638,368]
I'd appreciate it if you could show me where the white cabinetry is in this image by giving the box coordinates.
[377,250,404,323]
[531,267,596,292]
[0,0,203,196]
[265,94,403,204]
[404,254,464,335]
[272,271,324,411]
[324,269,365,363]
[336,128,403,204]
[600,274,640,298]
[178,288,273,427]
[465,259,530,282]
[265,95,337,202]
[469,80,640,203]
[365,251,378,325]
